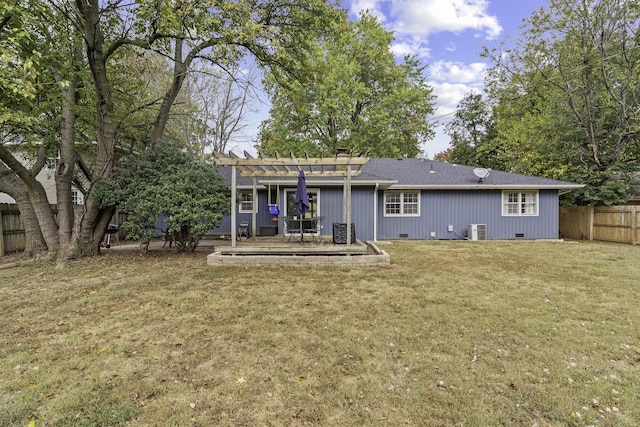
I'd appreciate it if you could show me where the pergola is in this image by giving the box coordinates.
[212,150,370,247]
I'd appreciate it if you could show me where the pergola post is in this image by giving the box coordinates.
[213,151,369,246]
[346,165,352,245]
[231,165,237,248]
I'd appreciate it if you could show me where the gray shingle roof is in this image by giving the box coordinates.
[360,158,582,189]
[217,158,582,190]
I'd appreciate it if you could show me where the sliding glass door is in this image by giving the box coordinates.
[284,188,320,234]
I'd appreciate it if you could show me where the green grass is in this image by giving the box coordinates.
[1,241,639,426]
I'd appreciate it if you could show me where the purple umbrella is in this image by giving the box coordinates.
[295,170,309,241]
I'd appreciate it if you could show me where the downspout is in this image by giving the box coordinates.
[373,183,379,242]
[251,177,257,240]
[231,165,237,248]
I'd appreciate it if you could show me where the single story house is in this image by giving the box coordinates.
[213,157,583,242]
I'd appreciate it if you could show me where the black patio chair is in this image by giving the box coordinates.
[238,221,250,240]
[283,216,301,242]
[303,216,323,243]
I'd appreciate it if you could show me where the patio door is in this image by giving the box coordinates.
[285,187,319,220]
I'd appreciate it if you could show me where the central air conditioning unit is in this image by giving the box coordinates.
[468,224,487,241]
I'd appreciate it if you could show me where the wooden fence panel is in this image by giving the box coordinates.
[559,206,593,240]
[560,205,638,245]
[1,204,26,255]
[1,205,127,257]
[593,206,636,245]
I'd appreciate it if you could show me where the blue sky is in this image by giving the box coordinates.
[238,0,548,158]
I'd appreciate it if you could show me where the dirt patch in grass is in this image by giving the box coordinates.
[1,241,639,426]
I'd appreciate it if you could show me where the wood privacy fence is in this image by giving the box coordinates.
[559,205,640,245]
[0,204,128,257]
[0,203,26,256]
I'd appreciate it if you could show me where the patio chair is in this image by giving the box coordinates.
[303,216,323,243]
[283,216,300,242]
[238,221,250,240]
[163,225,189,248]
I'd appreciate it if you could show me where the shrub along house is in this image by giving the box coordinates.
[213,154,582,242]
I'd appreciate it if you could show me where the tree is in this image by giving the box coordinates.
[444,93,498,168]
[96,142,231,252]
[171,65,258,157]
[433,148,452,162]
[0,0,43,129]
[0,0,342,262]
[63,0,341,259]
[0,161,47,256]
[257,12,436,157]
[483,0,640,205]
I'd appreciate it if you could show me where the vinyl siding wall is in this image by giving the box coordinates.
[376,189,560,240]
[214,187,560,241]
[214,187,376,238]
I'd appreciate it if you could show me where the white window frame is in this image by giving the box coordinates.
[284,188,320,219]
[238,190,255,213]
[384,190,420,217]
[502,190,539,216]
[71,188,84,205]
[45,152,60,170]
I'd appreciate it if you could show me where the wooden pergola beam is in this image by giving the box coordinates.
[213,150,369,247]
[212,150,368,178]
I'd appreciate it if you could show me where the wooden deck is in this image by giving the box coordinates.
[205,236,390,267]
[214,235,370,256]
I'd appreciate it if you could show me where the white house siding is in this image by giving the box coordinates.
[0,168,58,204]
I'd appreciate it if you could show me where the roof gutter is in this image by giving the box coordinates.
[258,178,397,188]
[386,184,585,190]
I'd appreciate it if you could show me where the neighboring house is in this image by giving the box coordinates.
[214,158,583,241]
[0,152,85,205]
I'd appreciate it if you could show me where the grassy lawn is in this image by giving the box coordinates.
[1,241,639,426]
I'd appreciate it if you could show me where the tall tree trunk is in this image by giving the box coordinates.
[151,39,188,147]
[14,191,47,258]
[0,145,59,255]
[65,0,116,260]
[0,170,47,257]
[55,43,81,260]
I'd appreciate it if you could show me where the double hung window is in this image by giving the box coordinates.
[502,191,538,216]
[238,191,254,213]
[384,191,420,216]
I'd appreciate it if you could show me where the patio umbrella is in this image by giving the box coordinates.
[295,170,310,241]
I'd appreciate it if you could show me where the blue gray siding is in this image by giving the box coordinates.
[376,190,559,240]
[215,191,276,235]
[214,188,560,241]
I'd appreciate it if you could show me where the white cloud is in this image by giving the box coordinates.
[423,80,483,156]
[349,0,387,24]
[431,81,482,114]
[429,60,487,83]
[391,40,431,59]
[390,0,502,39]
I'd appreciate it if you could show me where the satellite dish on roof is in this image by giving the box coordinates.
[473,168,491,182]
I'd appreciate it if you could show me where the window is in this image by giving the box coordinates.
[238,191,254,213]
[45,152,60,170]
[384,191,420,216]
[502,191,538,216]
[71,189,84,205]
[285,188,320,218]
